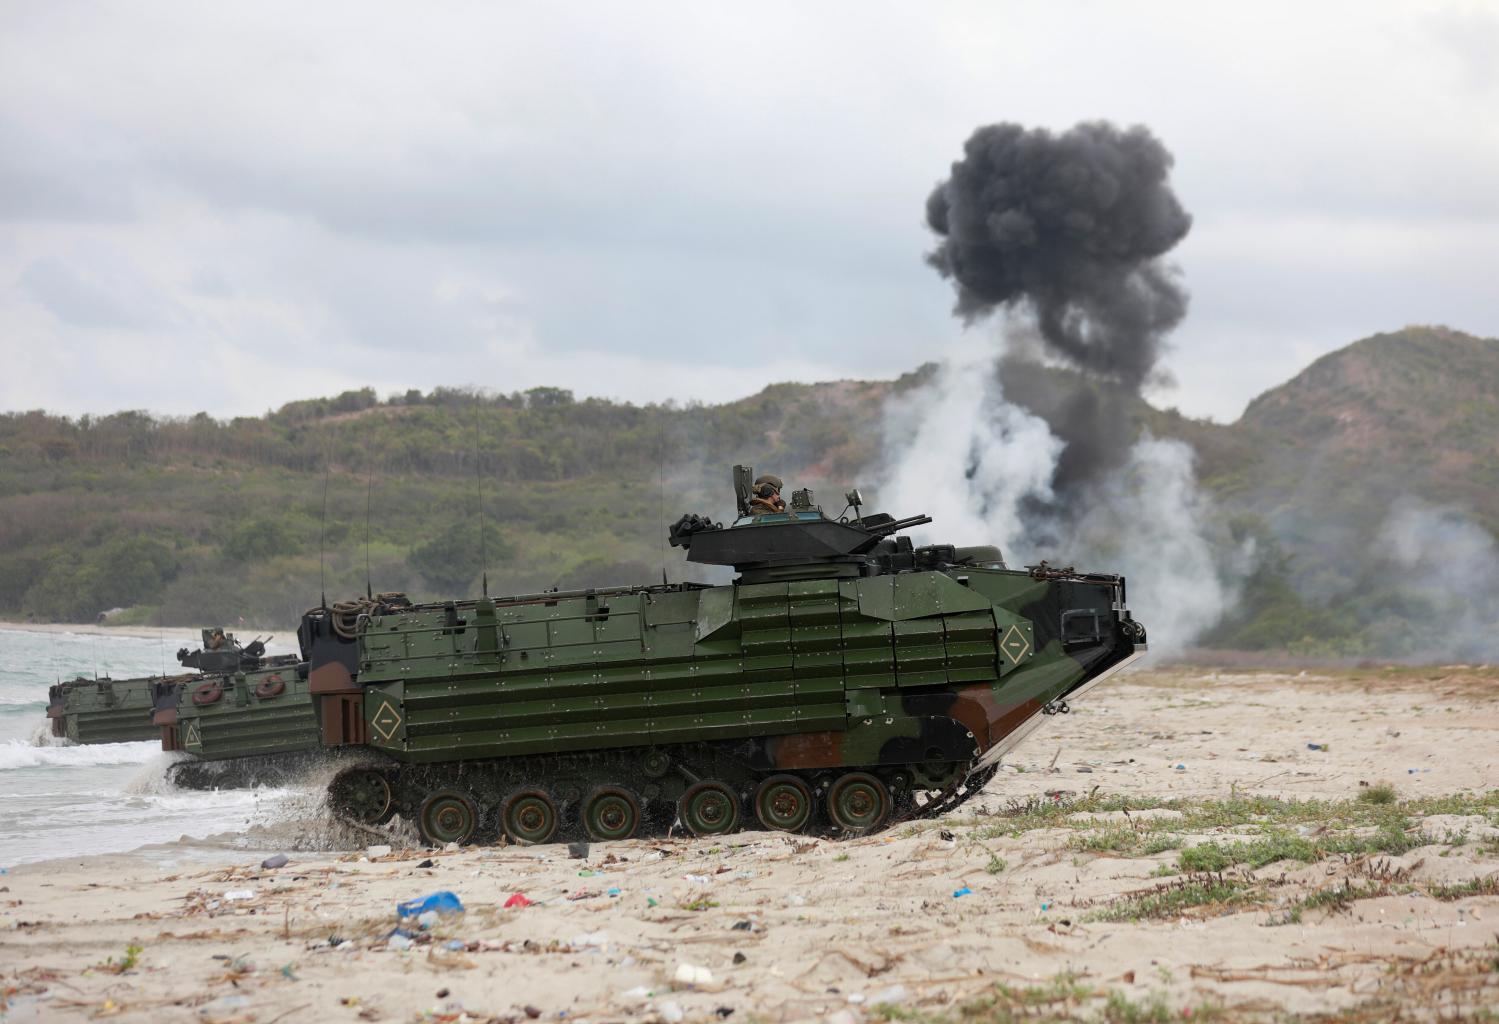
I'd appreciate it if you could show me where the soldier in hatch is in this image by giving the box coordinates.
[747,474,787,516]
[206,628,228,650]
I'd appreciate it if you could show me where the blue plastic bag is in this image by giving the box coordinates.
[396,891,464,918]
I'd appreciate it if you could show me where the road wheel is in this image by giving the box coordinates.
[417,789,479,846]
[827,772,891,834]
[679,780,740,837]
[583,786,641,841]
[501,788,560,845]
[753,774,813,832]
[328,767,394,825]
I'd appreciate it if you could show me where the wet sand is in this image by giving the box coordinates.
[3,664,1496,1022]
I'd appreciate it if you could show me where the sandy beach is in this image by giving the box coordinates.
[3,664,1496,1022]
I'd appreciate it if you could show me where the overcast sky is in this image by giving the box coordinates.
[2,1,1496,423]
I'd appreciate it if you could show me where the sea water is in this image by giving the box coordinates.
[0,625,304,867]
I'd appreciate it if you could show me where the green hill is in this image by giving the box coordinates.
[0,376,911,625]
[2,325,1495,656]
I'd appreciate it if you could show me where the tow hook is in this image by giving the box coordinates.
[1043,699,1070,716]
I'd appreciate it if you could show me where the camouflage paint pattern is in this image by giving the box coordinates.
[167,664,321,761]
[47,676,163,745]
[349,565,1136,776]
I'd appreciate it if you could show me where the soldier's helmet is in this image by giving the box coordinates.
[752,474,783,498]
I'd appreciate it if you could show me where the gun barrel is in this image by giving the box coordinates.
[871,513,934,537]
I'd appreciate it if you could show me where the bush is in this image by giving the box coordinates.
[22,535,179,621]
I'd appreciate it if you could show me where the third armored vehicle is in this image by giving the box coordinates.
[309,467,1146,844]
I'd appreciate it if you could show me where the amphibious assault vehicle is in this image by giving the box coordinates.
[149,630,314,767]
[44,629,299,757]
[312,467,1147,845]
[47,674,162,744]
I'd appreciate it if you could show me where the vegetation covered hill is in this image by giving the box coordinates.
[1,325,1494,656]
[1193,326,1499,655]
[0,376,909,626]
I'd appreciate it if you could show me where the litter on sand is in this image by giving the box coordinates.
[674,962,713,986]
[396,891,464,919]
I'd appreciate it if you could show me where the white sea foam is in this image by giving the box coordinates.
[0,738,162,771]
[26,718,70,747]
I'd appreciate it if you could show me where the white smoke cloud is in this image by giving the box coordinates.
[881,345,1061,552]
[1061,436,1241,654]
[1378,498,1499,661]
[880,342,1242,655]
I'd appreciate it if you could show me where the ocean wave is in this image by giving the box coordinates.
[0,701,44,714]
[0,739,163,771]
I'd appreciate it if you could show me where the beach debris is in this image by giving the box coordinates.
[733,952,747,964]
[416,858,435,868]
[607,886,622,896]
[952,886,972,898]
[674,962,714,986]
[504,892,533,908]
[523,1007,542,1019]
[570,930,609,950]
[1174,763,1186,771]
[396,891,464,919]
[199,993,251,1016]
[366,844,392,859]
[260,853,289,870]
[659,1000,685,1023]
[684,873,712,885]
[387,933,413,951]
[568,841,590,859]
[1307,743,1328,751]
[223,889,256,901]
[870,984,908,1004]
[731,920,754,931]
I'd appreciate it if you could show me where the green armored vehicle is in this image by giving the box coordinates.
[311,467,1147,845]
[44,623,281,743]
[47,674,163,744]
[150,629,314,768]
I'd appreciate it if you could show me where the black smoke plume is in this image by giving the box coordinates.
[925,121,1192,495]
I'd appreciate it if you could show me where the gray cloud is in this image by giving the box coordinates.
[18,258,172,331]
[1,1,1497,420]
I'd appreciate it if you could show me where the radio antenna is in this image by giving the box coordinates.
[364,437,376,600]
[657,416,668,585]
[473,401,489,599]
[318,458,331,609]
